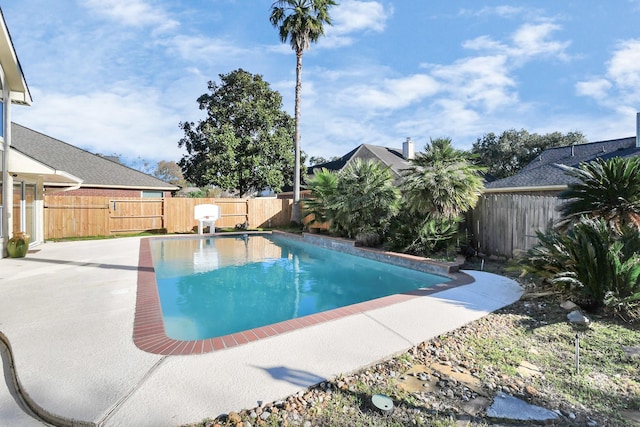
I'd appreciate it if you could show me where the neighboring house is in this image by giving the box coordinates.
[11,123,178,198]
[484,135,640,194]
[471,121,640,257]
[7,123,178,248]
[308,137,416,183]
[278,138,416,199]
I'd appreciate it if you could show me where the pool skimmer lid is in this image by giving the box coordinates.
[371,393,394,414]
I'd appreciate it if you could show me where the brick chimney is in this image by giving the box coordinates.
[402,137,415,160]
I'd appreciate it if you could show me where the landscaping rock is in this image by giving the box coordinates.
[567,310,591,326]
[486,392,560,422]
[516,361,542,378]
[622,346,640,360]
[561,300,579,310]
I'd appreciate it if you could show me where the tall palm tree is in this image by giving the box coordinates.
[402,138,486,219]
[557,156,640,231]
[270,0,336,223]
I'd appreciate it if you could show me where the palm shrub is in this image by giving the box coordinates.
[325,159,400,244]
[395,138,485,256]
[302,167,337,228]
[402,138,485,219]
[387,208,460,257]
[557,156,640,231]
[519,217,640,321]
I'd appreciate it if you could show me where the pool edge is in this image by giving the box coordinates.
[133,234,473,356]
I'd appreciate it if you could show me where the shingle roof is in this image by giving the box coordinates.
[10,123,178,190]
[308,144,412,181]
[485,137,640,190]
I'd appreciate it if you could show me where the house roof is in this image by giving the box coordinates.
[309,144,412,180]
[0,8,31,105]
[485,136,640,192]
[10,123,178,190]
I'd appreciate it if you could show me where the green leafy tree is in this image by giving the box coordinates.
[178,69,295,197]
[326,159,400,241]
[557,157,640,231]
[309,155,340,165]
[270,0,337,223]
[472,129,587,179]
[154,160,188,188]
[403,138,485,219]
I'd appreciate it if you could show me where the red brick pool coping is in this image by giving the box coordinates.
[133,236,473,355]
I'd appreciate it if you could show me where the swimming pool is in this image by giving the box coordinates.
[149,234,450,341]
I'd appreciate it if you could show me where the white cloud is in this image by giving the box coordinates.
[607,39,640,89]
[160,34,250,63]
[464,22,570,61]
[576,78,612,100]
[576,38,640,110]
[337,74,440,110]
[430,55,517,111]
[511,22,570,59]
[322,1,392,48]
[82,0,179,32]
[331,0,390,34]
[14,87,185,163]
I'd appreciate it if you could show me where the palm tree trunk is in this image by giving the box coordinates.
[291,50,303,223]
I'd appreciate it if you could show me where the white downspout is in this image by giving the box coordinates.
[1,68,10,256]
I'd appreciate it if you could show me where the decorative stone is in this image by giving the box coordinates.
[227,412,242,424]
[567,310,591,326]
[561,300,579,310]
[524,385,540,396]
[486,392,560,422]
[517,361,542,378]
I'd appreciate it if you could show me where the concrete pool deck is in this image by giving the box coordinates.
[0,236,523,427]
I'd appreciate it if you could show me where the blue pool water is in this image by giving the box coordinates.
[150,234,449,340]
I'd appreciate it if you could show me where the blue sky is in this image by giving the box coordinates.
[4,1,640,167]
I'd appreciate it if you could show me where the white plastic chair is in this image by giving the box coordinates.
[194,204,220,234]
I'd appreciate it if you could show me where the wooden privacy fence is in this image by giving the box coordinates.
[468,193,565,258]
[43,196,293,239]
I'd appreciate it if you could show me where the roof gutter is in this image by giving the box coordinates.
[482,184,568,194]
[45,183,180,191]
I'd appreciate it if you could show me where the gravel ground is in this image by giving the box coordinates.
[189,267,640,427]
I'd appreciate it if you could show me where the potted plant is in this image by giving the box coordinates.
[7,231,30,258]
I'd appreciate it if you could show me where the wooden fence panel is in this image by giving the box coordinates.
[163,198,248,233]
[469,193,564,257]
[248,198,292,228]
[44,196,109,238]
[109,198,165,233]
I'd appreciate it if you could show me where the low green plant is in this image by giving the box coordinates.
[386,210,460,257]
[557,156,640,232]
[517,217,640,321]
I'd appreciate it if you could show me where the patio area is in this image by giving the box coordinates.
[0,237,522,426]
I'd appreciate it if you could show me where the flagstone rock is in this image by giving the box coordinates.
[486,392,560,422]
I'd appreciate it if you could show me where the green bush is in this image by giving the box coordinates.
[518,217,640,321]
[386,209,461,257]
[302,167,337,227]
[325,159,400,240]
